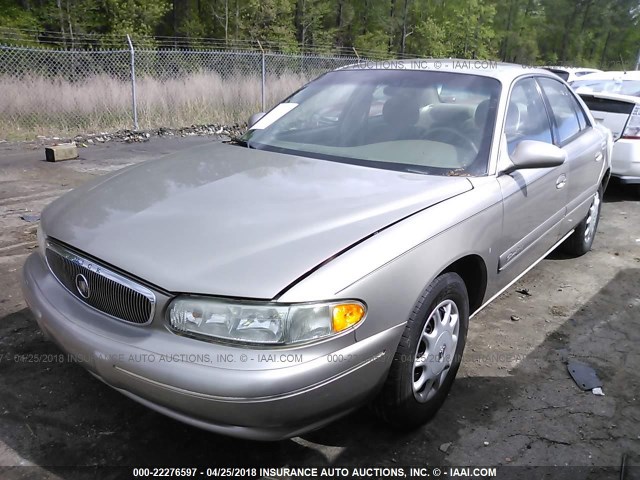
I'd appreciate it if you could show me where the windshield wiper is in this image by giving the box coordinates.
[227,137,253,148]
[446,168,471,176]
[404,167,432,175]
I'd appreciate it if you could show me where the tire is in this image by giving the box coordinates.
[562,186,603,256]
[373,272,469,429]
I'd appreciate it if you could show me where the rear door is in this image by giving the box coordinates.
[537,77,605,227]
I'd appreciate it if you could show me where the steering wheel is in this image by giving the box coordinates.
[422,127,479,155]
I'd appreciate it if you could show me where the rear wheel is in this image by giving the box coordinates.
[562,186,602,256]
[373,272,469,429]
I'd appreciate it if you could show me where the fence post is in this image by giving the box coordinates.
[258,40,266,112]
[126,34,139,130]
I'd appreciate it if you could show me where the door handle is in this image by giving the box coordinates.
[595,152,603,162]
[556,174,567,189]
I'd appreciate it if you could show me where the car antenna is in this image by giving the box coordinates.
[620,54,626,73]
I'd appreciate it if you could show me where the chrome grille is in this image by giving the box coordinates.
[45,241,156,325]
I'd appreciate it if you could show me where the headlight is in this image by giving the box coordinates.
[168,297,366,345]
[36,223,47,258]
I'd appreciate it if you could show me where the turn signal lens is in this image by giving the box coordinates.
[332,303,366,332]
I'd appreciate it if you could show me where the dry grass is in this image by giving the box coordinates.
[0,72,310,140]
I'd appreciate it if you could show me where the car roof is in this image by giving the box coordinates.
[573,70,640,81]
[335,58,558,83]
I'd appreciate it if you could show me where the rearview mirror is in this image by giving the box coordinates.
[248,112,265,128]
[504,140,566,174]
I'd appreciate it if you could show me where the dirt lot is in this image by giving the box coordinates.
[0,137,639,478]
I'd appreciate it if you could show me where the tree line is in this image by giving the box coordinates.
[1,0,639,68]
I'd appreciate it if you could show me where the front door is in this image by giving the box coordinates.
[495,77,569,288]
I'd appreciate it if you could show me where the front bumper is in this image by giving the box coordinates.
[611,138,640,183]
[22,253,401,440]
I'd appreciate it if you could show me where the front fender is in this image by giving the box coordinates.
[278,177,504,341]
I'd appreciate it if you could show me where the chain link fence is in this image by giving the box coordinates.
[0,44,360,140]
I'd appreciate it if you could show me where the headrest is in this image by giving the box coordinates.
[426,104,474,124]
[382,96,419,127]
[504,102,522,134]
[474,99,491,127]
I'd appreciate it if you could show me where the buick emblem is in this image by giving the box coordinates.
[75,274,90,299]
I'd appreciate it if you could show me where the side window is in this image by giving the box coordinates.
[575,98,590,130]
[537,77,588,144]
[506,78,553,155]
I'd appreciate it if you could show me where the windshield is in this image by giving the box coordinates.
[240,69,501,176]
[572,78,640,97]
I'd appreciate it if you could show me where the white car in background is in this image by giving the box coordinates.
[572,71,640,194]
[542,66,602,83]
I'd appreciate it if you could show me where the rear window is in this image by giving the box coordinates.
[579,95,635,115]
[542,69,570,81]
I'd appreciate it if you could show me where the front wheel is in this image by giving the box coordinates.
[373,272,469,429]
[562,186,603,256]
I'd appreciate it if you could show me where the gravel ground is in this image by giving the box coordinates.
[0,137,639,479]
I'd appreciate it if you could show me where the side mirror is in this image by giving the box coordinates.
[248,112,265,128]
[504,140,566,174]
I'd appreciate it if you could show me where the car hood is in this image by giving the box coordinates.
[42,142,472,299]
